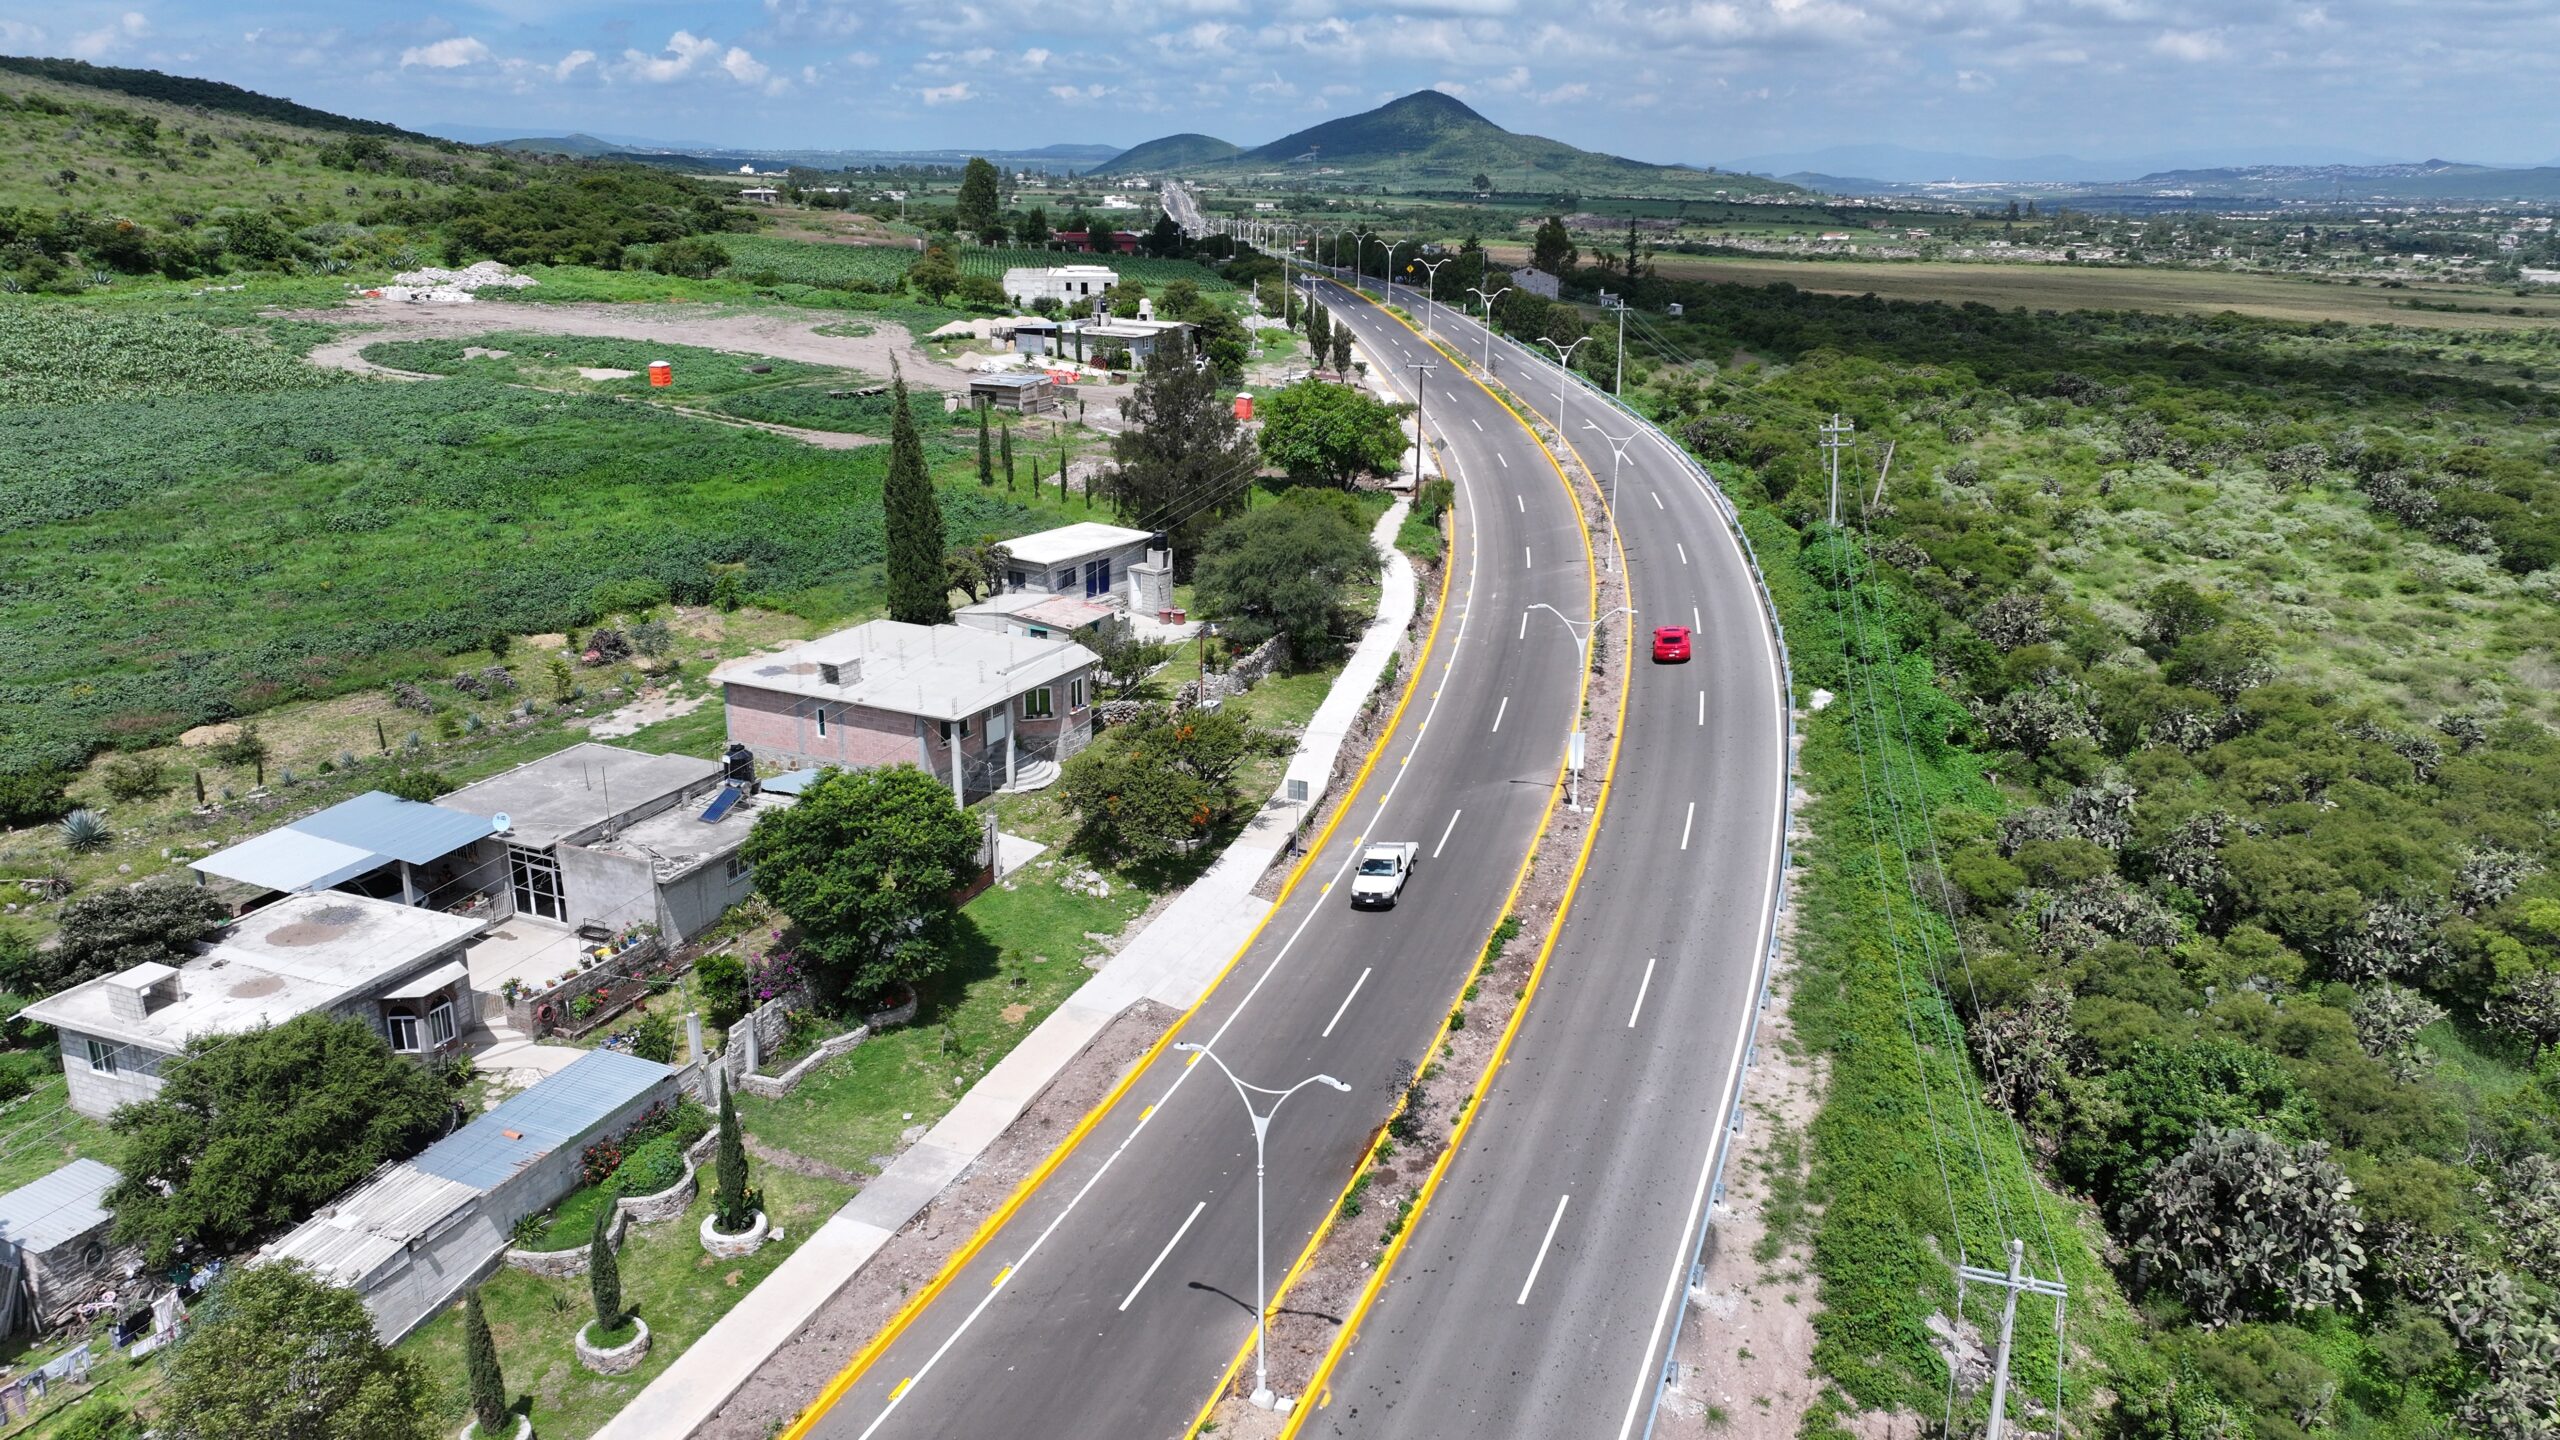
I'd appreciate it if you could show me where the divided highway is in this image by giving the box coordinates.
[1295,279,1792,1440]
[789,284,1597,1440]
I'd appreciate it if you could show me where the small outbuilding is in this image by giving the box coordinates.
[0,1159,135,1336]
[969,372,1058,414]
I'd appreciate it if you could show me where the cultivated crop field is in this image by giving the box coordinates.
[0,317,1030,778]
[1624,253,2560,331]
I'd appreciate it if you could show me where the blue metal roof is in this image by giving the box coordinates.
[0,1158,119,1254]
[760,768,828,796]
[411,1050,672,1192]
[192,827,385,894]
[293,791,498,865]
[192,791,497,895]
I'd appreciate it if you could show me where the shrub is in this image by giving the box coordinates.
[3,880,228,997]
[632,1006,678,1063]
[697,950,751,1030]
[380,767,449,803]
[2127,1126,2365,1322]
[100,756,170,802]
[0,769,73,828]
[208,724,269,770]
[609,1134,686,1199]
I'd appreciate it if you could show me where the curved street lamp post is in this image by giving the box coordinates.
[1173,1042,1352,1411]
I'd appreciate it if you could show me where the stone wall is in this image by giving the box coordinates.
[1174,635,1289,709]
[502,1129,718,1277]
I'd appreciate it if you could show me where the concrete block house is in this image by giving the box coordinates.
[23,891,490,1119]
[994,521,1173,617]
[714,619,1101,800]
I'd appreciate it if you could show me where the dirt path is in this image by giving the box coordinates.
[286,298,970,389]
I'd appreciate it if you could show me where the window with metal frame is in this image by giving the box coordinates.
[1022,687,1054,719]
[386,1011,422,1053]
[508,843,566,922]
[816,706,829,736]
[725,853,753,882]
[426,1002,456,1048]
[1069,675,1087,710]
[86,1038,116,1075]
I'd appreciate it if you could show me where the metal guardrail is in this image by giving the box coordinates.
[1371,278,1801,1440]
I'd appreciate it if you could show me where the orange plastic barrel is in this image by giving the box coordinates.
[648,361,673,388]
[1233,392,1254,421]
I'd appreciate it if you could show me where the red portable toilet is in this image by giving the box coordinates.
[648,360,673,388]
[1233,392,1254,421]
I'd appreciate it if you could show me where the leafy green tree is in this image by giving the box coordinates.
[954,157,1001,240]
[977,403,993,485]
[1057,707,1282,861]
[882,370,951,626]
[2141,580,2226,652]
[1015,206,1051,248]
[463,1288,509,1437]
[1472,172,1493,195]
[1257,379,1410,489]
[1193,489,1380,662]
[647,236,729,279]
[587,1204,623,1336]
[2,881,229,998]
[1104,333,1258,574]
[164,1261,436,1440]
[739,766,983,1003]
[907,243,961,302]
[109,1013,453,1265]
[0,768,72,828]
[1530,215,1575,277]
[1146,214,1184,258]
[712,1073,759,1232]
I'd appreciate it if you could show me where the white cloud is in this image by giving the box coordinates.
[2152,28,2227,61]
[721,46,769,85]
[1955,68,1995,91]
[921,81,974,104]
[1538,81,1589,104]
[553,49,596,81]
[70,11,149,60]
[1049,83,1108,102]
[1022,47,1052,68]
[620,32,722,82]
[0,20,46,48]
[400,36,492,70]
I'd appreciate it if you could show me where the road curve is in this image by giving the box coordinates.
[1296,278,1792,1440]
[782,283,1598,1440]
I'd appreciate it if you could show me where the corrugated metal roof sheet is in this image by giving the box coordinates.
[191,827,383,893]
[0,1158,119,1254]
[410,1050,672,1191]
[257,1164,479,1286]
[294,791,499,865]
[191,791,497,894]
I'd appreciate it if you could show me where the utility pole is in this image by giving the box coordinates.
[1614,296,1628,397]
[1407,361,1438,491]
[1869,440,1897,510]
[1958,1238,2068,1440]
[1818,413,1856,527]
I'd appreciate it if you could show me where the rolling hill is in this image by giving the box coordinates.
[0,54,432,140]
[1089,133,1239,175]
[1162,91,1800,199]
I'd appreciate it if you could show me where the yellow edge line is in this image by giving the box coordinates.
[780,426,1465,1440]
[1274,304,1639,1438]
[1183,289,1615,1436]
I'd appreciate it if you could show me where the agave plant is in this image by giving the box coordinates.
[57,808,111,853]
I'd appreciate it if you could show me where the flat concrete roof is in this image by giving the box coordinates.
[23,891,488,1051]
[712,620,1096,723]
[434,743,721,850]
[586,788,790,881]
[958,592,1118,630]
[1000,522,1154,568]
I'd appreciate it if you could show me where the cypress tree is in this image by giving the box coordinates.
[588,1206,622,1337]
[1000,424,1015,490]
[882,368,951,626]
[464,1288,508,1435]
[713,1073,753,1232]
[976,403,993,485]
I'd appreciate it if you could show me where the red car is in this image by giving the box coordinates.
[1652,625,1693,663]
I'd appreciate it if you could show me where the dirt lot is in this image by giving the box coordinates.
[287,299,972,388]
[697,1000,1182,1439]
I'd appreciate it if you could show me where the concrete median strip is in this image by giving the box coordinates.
[591,501,1426,1440]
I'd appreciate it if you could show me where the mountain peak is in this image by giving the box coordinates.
[1383,89,1489,122]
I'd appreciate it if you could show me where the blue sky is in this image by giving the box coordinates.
[3,1,2554,167]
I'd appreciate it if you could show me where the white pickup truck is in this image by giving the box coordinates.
[1349,842,1419,909]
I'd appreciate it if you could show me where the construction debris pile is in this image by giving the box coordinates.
[362,261,537,304]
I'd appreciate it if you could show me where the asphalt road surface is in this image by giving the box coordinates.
[1299,279,1792,1440]
[792,284,1597,1440]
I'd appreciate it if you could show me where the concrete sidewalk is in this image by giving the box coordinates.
[597,501,1419,1440]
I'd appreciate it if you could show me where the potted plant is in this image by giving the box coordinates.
[700,1076,768,1257]
[461,1288,532,1439]
[574,1209,649,1373]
